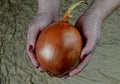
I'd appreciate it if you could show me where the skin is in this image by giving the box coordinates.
[26,0,61,71]
[26,0,120,78]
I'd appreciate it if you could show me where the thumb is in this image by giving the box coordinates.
[81,39,96,60]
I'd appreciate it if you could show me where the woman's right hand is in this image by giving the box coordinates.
[26,12,59,72]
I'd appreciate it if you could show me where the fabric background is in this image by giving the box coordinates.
[0,0,120,84]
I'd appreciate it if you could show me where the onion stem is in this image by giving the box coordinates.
[62,1,85,22]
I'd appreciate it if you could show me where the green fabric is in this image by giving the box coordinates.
[0,0,120,84]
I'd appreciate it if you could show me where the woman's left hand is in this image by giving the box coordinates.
[69,13,102,77]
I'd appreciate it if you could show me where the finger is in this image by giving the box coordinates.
[27,26,40,51]
[69,52,93,77]
[80,38,96,59]
[38,67,44,72]
[27,47,44,72]
[27,47,40,67]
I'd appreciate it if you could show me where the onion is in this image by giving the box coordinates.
[35,2,83,77]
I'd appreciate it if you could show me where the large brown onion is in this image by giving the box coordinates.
[35,2,83,77]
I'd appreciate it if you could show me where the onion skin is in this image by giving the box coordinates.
[35,21,83,77]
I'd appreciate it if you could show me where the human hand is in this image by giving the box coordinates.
[26,13,59,72]
[69,14,102,77]
[68,0,120,77]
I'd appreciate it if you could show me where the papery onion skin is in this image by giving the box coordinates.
[35,21,83,77]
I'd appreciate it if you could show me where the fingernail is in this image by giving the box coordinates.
[36,66,44,73]
[29,45,33,51]
[38,67,44,72]
[81,54,87,60]
[36,66,39,68]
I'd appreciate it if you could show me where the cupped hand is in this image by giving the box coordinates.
[26,13,59,72]
[69,14,102,77]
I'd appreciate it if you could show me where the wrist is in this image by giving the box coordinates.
[84,6,104,22]
[83,11,103,25]
[37,11,59,22]
[37,0,61,21]
[84,0,120,22]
